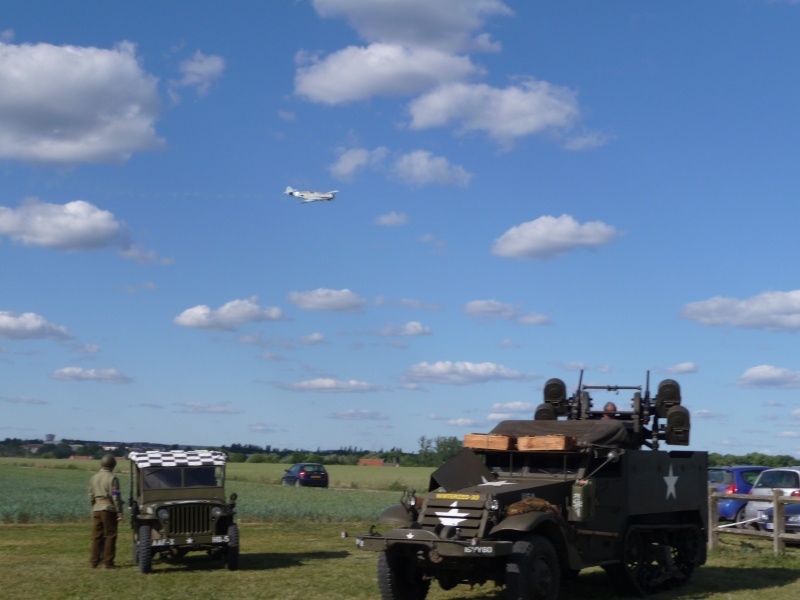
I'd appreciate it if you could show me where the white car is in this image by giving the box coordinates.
[743,466,800,528]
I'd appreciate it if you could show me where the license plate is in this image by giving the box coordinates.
[311,475,321,478]
[766,523,774,531]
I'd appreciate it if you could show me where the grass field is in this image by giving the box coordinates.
[3,459,800,599]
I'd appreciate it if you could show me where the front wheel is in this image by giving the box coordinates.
[225,524,240,571]
[505,534,560,600]
[138,525,153,574]
[377,550,430,600]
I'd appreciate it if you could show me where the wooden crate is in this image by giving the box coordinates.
[516,435,576,451]
[463,433,513,451]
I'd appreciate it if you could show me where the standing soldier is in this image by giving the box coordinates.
[89,454,123,568]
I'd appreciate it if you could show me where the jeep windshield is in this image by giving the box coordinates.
[143,466,224,489]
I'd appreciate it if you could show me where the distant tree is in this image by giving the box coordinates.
[246,453,267,463]
[227,453,246,463]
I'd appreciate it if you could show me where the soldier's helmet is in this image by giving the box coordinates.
[100,454,117,470]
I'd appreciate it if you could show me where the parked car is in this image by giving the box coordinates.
[281,463,329,488]
[743,466,800,527]
[708,466,770,524]
[756,501,800,535]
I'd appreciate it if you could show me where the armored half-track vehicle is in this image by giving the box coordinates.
[128,449,239,573]
[357,374,707,599]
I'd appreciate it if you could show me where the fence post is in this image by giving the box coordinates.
[773,489,785,557]
[708,486,719,550]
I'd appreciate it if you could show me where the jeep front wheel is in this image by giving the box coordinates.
[225,524,240,571]
[505,534,560,600]
[138,525,153,574]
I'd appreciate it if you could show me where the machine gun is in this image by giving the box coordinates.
[534,370,691,449]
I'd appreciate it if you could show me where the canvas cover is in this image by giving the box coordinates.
[128,449,227,468]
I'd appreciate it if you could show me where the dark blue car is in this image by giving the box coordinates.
[708,466,770,524]
[281,463,329,488]
[758,502,800,534]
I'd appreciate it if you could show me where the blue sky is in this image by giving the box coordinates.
[3,0,800,455]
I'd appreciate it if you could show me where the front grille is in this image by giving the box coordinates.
[166,504,212,535]
[419,498,487,538]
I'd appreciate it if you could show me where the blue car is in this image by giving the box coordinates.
[281,463,329,488]
[708,466,770,524]
[758,502,800,534]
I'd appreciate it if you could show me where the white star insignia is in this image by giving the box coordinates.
[663,464,679,500]
[435,502,470,526]
[479,476,516,487]
[405,532,415,539]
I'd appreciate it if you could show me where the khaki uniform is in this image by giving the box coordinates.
[88,467,123,568]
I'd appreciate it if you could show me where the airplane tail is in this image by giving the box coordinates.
[284,186,294,195]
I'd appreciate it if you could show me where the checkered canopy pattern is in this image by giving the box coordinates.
[127,449,227,468]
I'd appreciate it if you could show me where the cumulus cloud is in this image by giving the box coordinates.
[0,198,170,263]
[295,43,480,105]
[287,288,367,312]
[447,418,479,427]
[392,150,473,186]
[0,40,163,164]
[169,50,225,101]
[379,321,432,337]
[250,422,279,433]
[374,211,409,226]
[280,378,383,393]
[0,395,46,405]
[299,332,327,345]
[176,402,241,414]
[491,214,619,260]
[52,367,132,384]
[403,360,529,385]
[311,0,513,53]
[408,79,580,148]
[462,300,550,325]
[663,362,698,375]
[0,311,71,340]
[680,290,800,331]
[174,297,285,331]
[492,401,535,413]
[330,146,388,180]
[737,365,800,389]
[330,409,389,420]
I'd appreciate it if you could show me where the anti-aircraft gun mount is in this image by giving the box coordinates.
[357,373,707,600]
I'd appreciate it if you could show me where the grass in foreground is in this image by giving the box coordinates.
[2,523,800,600]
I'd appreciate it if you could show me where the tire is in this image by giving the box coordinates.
[734,506,746,529]
[225,524,240,571]
[505,534,560,600]
[377,549,430,600]
[133,535,140,563]
[295,478,302,487]
[138,525,153,574]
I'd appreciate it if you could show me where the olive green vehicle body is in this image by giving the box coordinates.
[357,376,708,598]
[128,450,239,572]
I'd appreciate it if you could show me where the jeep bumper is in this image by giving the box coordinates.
[356,528,513,558]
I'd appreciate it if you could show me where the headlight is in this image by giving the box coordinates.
[488,499,500,511]
[157,508,169,520]
[211,506,223,518]
[788,515,800,523]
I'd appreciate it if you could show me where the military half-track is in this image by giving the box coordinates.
[357,374,707,599]
[128,449,239,573]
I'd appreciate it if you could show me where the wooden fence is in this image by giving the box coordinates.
[708,487,800,556]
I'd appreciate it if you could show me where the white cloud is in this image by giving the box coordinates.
[330,409,389,420]
[408,79,580,148]
[664,362,698,375]
[287,288,367,312]
[380,321,432,337]
[0,29,13,43]
[462,299,551,325]
[374,211,409,226]
[176,402,241,414]
[0,198,169,263]
[491,214,619,260]
[0,311,71,340]
[52,367,132,384]
[0,396,46,405]
[330,146,387,179]
[491,401,534,413]
[295,43,481,105]
[447,418,478,427]
[488,413,511,421]
[174,297,285,331]
[392,150,473,187]
[299,332,327,345]
[250,422,279,433]
[680,290,800,331]
[281,378,382,393]
[0,40,163,164]
[404,360,528,385]
[311,0,513,53]
[692,409,727,420]
[737,365,800,389]
[169,50,225,100]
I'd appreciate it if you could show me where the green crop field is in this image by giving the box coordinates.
[3,459,800,599]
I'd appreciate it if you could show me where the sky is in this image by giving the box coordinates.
[3,0,800,455]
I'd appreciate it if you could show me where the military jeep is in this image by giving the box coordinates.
[128,449,239,573]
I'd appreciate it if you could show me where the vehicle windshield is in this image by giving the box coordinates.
[708,470,733,485]
[755,470,800,489]
[143,466,224,489]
